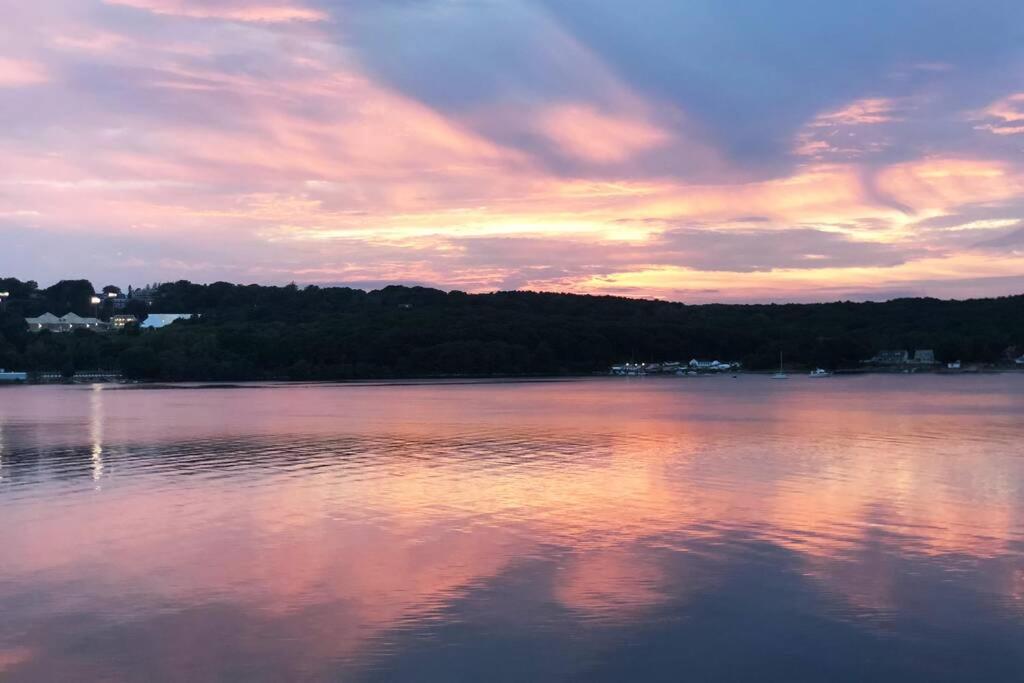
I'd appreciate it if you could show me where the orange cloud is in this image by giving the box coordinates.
[877,157,1024,212]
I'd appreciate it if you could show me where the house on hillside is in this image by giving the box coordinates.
[111,314,139,330]
[24,312,60,332]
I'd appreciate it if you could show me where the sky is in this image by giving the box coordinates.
[1,1,1024,302]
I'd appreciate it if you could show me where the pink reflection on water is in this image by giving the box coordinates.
[0,376,1023,676]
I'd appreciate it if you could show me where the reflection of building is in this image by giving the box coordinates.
[140,313,195,329]
[25,313,107,333]
[111,314,138,330]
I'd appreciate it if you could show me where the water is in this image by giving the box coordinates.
[1,376,1022,681]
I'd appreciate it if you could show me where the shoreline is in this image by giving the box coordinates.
[6,367,1024,389]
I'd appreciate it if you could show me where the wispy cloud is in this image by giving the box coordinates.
[104,0,326,23]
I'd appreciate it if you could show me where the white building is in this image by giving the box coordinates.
[110,314,139,329]
[140,313,195,329]
[25,313,106,333]
[689,359,735,371]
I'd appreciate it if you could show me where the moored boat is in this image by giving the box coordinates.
[772,352,788,379]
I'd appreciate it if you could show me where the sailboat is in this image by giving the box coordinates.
[772,351,788,379]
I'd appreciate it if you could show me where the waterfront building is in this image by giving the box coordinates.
[866,350,910,365]
[689,359,735,371]
[910,349,937,364]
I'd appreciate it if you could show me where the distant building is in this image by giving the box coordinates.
[24,312,60,331]
[25,313,107,333]
[610,363,645,376]
[111,314,139,330]
[140,313,195,329]
[689,359,735,371]
[865,349,938,366]
[910,349,937,365]
[865,350,909,365]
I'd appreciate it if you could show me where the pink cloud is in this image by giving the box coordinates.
[811,98,901,127]
[0,57,49,86]
[975,93,1024,136]
[104,0,326,23]
[537,103,671,163]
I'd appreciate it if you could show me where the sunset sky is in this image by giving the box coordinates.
[2,0,1024,302]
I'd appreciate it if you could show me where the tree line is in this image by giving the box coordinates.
[1,277,1023,380]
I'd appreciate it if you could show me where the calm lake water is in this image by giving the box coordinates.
[1,376,1023,681]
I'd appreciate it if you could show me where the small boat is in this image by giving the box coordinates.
[772,352,788,379]
[808,368,831,378]
[0,369,28,383]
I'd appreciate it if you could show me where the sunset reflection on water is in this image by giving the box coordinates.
[1,377,1022,681]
